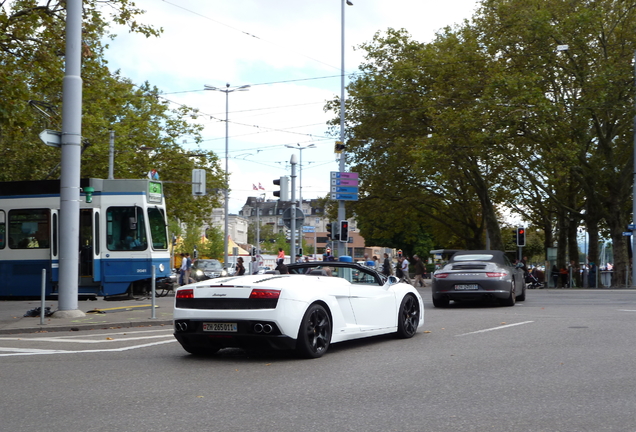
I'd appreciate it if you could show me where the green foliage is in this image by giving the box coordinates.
[326,0,636,286]
[274,232,290,256]
[199,226,224,260]
[0,0,224,226]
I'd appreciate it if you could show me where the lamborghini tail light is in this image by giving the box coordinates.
[176,288,194,299]
[249,289,281,299]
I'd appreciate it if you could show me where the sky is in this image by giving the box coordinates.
[104,0,480,214]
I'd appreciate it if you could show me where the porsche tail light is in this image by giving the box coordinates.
[434,273,449,279]
[176,288,194,299]
[486,272,507,278]
[249,289,281,299]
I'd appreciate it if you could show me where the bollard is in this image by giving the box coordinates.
[150,265,156,319]
[40,269,46,325]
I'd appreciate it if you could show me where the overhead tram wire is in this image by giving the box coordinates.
[160,0,342,72]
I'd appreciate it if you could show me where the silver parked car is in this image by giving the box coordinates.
[432,250,526,307]
[191,259,227,282]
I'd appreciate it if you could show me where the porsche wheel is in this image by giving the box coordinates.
[397,294,419,338]
[432,296,449,308]
[517,283,526,301]
[500,280,516,306]
[296,304,332,359]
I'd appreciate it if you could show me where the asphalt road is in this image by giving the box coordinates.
[1,289,635,432]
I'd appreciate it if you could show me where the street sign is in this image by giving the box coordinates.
[334,193,358,201]
[330,172,359,201]
[330,171,358,179]
[282,207,304,229]
[39,129,62,147]
[628,224,636,230]
[302,226,315,233]
[331,178,358,186]
[331,186,358,194]
[623,232,632,236]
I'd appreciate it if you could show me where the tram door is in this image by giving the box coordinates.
[79,209,94,283]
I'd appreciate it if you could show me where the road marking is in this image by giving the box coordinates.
[0,334,174,344]
[0,328,172,343]
[0,339,177,357]
[456,321,534,337]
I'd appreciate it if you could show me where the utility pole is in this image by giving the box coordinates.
[54,0,85,318]
[290,154,298,259]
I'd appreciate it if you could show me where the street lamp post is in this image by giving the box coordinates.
[338,0,353,257]
[285,143,316,255]
[204,83,250,270]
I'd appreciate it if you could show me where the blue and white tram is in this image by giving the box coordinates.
[0,178,171,297]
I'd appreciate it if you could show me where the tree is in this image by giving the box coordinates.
[0,0,225,226]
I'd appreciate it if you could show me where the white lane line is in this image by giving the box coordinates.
[0,334,174,344]
[456,321,534,337]
[0,339,177,357]
[0,328,173,342]
[618,310,636,312]
[0,347,67,353]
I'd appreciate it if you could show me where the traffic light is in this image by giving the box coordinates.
[339,220,349,242]
[516,227,526,247]
[273,176,289,201]
[326,222,333,240]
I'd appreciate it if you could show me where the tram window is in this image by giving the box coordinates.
[94,211,100,255]
[148,207,168,250]
[0,210,5,249]
[106,206,147,251]
[8,209,50,249]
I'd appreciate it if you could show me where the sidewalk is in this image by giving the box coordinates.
[0,294,174,335]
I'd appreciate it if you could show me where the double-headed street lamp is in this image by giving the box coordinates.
[285,143,316,256]
[204,83,250,269]
[285,143,316,210]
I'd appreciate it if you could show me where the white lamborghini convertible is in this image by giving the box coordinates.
[173,261,424,358]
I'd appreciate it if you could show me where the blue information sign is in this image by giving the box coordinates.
[331,186,358,194]
[334,193,359,201]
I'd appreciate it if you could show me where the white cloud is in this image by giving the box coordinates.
[104,0,478,213]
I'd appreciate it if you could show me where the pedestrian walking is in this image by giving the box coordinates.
[413,255,425,287]
[184,253,193,284]
[179,253,188,286]
[381,253,392,276]
[236,257,245,276]
[275,260,288,274]
[559,266,569,288]
[550,264,560,288]
[396,257,404,279]
[401,255,412,284]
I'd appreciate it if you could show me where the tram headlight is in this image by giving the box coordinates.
[159,263,165,272]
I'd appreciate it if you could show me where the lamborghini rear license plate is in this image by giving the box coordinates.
[203,322,237,332]
[455,284,478,290]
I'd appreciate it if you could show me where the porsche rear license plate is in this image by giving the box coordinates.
[203,322,237,332]
[455,284,478,290]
